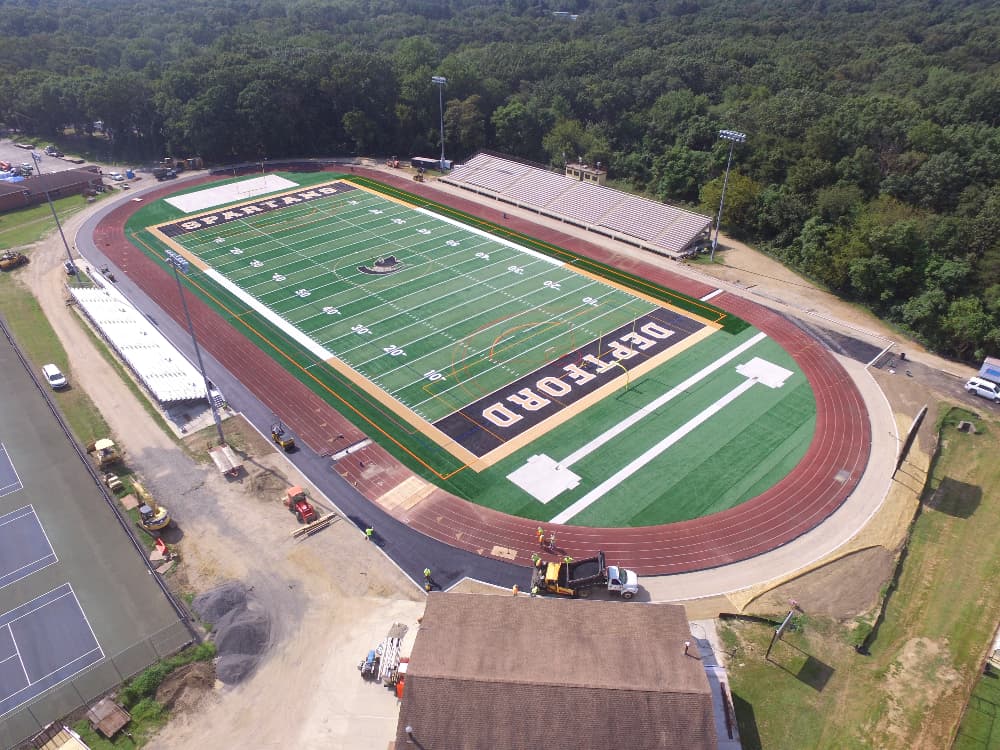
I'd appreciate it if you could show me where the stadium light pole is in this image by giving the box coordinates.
[711,129,747,262]
[29,151,77,273]
[431,75,447,170]
[165,250,227,447]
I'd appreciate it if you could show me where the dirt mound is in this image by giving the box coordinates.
[214,607,271,657]
[248,466,289,497]
[192,581,247,624]
[155,661,216,713]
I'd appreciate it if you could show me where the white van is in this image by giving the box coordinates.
[41,363,67,389]
[965,377,1000,403]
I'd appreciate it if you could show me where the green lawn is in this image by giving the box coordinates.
[0,276,110,442]
[0,193,96,251]
[721,406,1000,749]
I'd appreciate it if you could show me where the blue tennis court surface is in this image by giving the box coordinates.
[0,506,57,589]
[0,444,22,498]
[0,583,103,717]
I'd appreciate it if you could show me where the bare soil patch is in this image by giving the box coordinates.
[154,662,217,714]
[746,546,896,620]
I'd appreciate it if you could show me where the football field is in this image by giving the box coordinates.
[137,174,816,527]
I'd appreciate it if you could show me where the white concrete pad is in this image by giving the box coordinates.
[507,454,581,504]
[165,175,299,213]
[736,356,793,388]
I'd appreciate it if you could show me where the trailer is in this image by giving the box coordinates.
[209,445,242,477]
[358,623,410,686]
[531,551,639,599]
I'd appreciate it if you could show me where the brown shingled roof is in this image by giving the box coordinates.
[395,593,717,750]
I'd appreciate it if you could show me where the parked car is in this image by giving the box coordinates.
[42,363,68,389]
[965,377,1000,403]
[20,162,33,174]
[64,260,78,275]
[108,171,124,181]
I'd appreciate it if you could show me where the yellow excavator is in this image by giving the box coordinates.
[133,480,171,533]
[0,251,28,271]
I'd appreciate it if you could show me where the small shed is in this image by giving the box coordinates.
[86,698,130,738]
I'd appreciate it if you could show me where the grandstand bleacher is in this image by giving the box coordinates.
[441,153,712,258]
[70,286,207,403]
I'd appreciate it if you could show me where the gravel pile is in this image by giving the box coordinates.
[191,581,271,684]
[192,581,247,624]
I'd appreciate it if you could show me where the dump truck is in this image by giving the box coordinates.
[531,551,639,599]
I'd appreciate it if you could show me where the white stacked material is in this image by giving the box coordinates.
[442,153,712,258]
[70,287,206,403]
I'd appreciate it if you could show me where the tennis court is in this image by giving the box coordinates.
[136,175,816,527]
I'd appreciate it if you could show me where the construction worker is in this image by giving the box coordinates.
[512,584,519,596]
[423,567,431,579]
[563,555,573,564]
[365,525,374,541]
[530,585,540,597]
[536,527,545,546]
[531,553,541,566]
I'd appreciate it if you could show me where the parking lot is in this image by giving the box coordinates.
[0,138,94,176]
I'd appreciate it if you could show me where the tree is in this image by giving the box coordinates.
[652,145,712,203]
[492,100,542,158]
[941,296,992,359]
[698,171,762,241]
[444,95,486,159]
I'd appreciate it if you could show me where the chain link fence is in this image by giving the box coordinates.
[0,620,193,749]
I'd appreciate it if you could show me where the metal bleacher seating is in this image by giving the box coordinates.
[441,153,711,258]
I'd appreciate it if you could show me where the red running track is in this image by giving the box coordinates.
[93,168,871,575]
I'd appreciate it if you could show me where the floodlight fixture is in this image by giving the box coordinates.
[431,76,447,170]
[711,129,747,261]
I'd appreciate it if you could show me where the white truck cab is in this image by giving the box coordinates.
[606,565,639,599]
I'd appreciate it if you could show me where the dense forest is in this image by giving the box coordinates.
[2,0,999,361]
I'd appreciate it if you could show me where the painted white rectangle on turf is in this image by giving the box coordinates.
[165,175,300,214]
